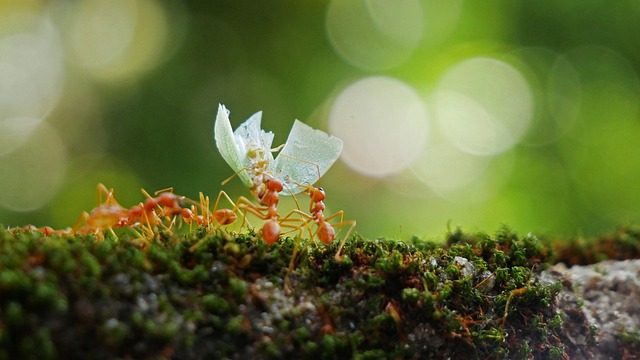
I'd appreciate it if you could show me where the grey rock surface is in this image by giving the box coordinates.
[542,260,640,359]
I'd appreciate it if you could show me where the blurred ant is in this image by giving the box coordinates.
[71,183,135,239]
[16,225,72,236]
[136,187,241,250]
[13,184,240,244]
[14,184,136,240]
[72,185,190,240]
[136,187,190,235]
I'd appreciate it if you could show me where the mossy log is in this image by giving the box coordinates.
[2,225,640,359]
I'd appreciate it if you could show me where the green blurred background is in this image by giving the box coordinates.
[1,0,640,241]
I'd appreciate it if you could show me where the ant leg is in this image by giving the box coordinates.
[153,187,175,196]
[180,193,210,228]
[72,211,90,235]
[235,196,266,226]
[96,183,109,205]
[140,188,177,233]
[197,192,212,227]
[96,184,126,210]
[186,194,220,252]
[277,209,317,294]
[221,167,250,186]
[107,227,118,239]
[188,191,242,252]
[280,219,311,295]
[334,220,356,262]
[135,204,158,241]
[140,188,162,228]
[278,208,314,238]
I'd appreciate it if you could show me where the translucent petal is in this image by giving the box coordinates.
[214,104,252,187]
[273,120,343,195]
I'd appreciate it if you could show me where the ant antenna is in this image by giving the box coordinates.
[221,167,249,186]
[154,187,174,196]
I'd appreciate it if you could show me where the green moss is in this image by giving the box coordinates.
[229,277,247,303]
[201,294,231,314]
[226,314,245,334]
[551,224,640,265]
[548,346,565,358]
[3,223,639,358]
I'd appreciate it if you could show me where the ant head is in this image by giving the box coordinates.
[309,187,325,203]
[267,178,284,192]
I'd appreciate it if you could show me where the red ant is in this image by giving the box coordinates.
[135,187,192,235]
[186,190,241,252]
[283,185,356,261]
[259,177,283,245]
[209,191,241,229]
[235,177,304,245]
[14,184,136,240]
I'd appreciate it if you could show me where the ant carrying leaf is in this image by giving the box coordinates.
[214,104,347,246]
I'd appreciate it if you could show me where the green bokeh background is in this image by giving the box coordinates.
[1,0,639,241]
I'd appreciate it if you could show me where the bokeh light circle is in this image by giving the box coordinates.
[0,117,44,157]
[434,91,497,156]
[326,0,423,71]
[0,120,68,212]
[0,15,64,121]
[546,55,582,140]
[435,57,533,155]
[66,0,170,82]
[422,0,463,46]
[328,76,429,178]
[507,47,582,146]
[411,132,491,196]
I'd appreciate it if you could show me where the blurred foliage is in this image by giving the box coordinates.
[1,0,640,240]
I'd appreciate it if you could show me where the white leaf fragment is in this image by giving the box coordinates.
[214,104,343,197]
